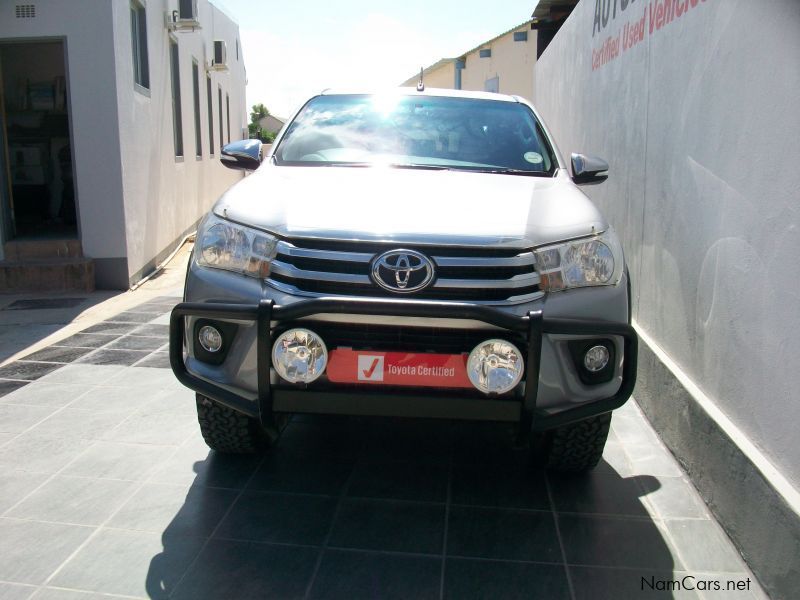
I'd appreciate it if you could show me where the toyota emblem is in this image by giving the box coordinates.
[370,249,435,293]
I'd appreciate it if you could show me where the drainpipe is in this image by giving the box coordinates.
[454,59,465,90]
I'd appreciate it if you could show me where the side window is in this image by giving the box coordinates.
[206,75,215,154]
[169,39,183,157]
[130,1,149,90]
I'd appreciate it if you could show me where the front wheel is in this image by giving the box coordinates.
[195,394,267,454]
[536,413,612,472]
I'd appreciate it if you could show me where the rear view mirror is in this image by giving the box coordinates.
[221,139,262,171]
[571,153,609,185]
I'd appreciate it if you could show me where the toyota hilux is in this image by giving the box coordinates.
[170,87,637,472]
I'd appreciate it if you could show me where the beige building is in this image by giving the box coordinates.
[402,20,537,101]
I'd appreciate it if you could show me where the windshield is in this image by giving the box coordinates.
[273,94,557,175]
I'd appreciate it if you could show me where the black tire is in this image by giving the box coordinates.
[538,413,612,473]
[195,394,266,454]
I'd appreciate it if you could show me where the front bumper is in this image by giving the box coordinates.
[170,296,637,435]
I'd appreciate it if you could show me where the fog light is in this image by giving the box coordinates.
[583,345,610,372]
[467,339,524,395]
[272,328,328,383]
[198,325,223,353]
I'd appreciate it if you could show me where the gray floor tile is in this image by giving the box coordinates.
[20,347,93,364]
[611,413,663,446]
[447,505,561,562]
[171,539,319,600]
[639,476,712,519]
[104,335,166,352]
[0,470,50,513]
[51,334,116,349]
[570,567,701,599]
[215,491,337,545]
[129,324,169,337]
[558,514,681,570]
[0,362,61,382]
[66,386,153,413]
[39,365,125,386]
[595,441,635,477]
[451,464,550,510]
[0,434,94,474]
[30,589,113,600]
[108,311,157,324]
[147,442,261,489]
[76,349,151,367]
[247,450,355,496]
[548,471,653,517]
[0,432,17,446]
[329,497,445,554]
[103,409,196,446]
[27,409,130,441]
[80,322,139,336]
[665,519,749,573]
[0,383,89,408]
[0,581,36,600]
[108,482,238,537]
[624,442,685,477]
[104,367,182,390]
[444,558,570,600]
[6,476,135,526]
[277,419,366,460]
[0,381,28,398]
[0,518,93,584]
[309,549,441,600]
[346,460,448,503]
[133,352,171,369]
[0,404,57,434]
[51,528,204,599]
[62,441,175,481]
[452,421,529,467]
[362,418,452,464]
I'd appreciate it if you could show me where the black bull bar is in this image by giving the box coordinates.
[170,297,637,435]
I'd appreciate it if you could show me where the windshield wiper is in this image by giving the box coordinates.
[476,168,552,177]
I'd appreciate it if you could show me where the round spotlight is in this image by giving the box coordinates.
[583,345,610,372]
[198,325,223,353]
[272,328,328,384]
[467,339,524,395]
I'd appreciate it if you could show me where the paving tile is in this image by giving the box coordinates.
[0,383,89,408]
[7,476,135,526]
[0,470,50,513]
[452,421,529,467]
[548,471,652,517]
[277,419,366,459]
[172,538,319,600]
[103,409,196,446]
[149,313,170,325]
[665,519,748,573]
[39,365,125,386]
[624,442,684,477]
[80,322,139,336]
[106,311,155,324]
[20,347,94,364]
[51,333,116,349]
[444,558,570,600]
[148,441,261,488]
[0,362,62,382]
[611,413,663,446]
[447,505,561,562]
[558,514,681,570]
[0,432,17,446]
[108,483,238,537]
[451,464,550,510]
[0,381,29,398]
[362,418,452,464]
[129,324,170,337]
[0,581,36,600]
[76,349,151,367]
[51,528,204,599]
[62,441,175,481]
[0,434,94,474]
[134,352,171,369]
[0,518,93,584]
[595,440,635,477]
[216,491,337,545]
[67,385,156,413]
[570,567,701,599]
[0,404,57,433]
[28,409,130,440]
[346,460,448,503]
[639,476,712,519]
[329,497,445,554]
[247,450,355,496]
[104,335,166,352]
[30,588,113,600]
[105,366,183,390]
[309,549,441,600]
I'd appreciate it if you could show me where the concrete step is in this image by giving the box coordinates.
[3,238,83,261]
[0,257,95,293]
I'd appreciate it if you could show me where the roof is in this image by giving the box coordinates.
[531,0,579,23]
[319,87,520,103]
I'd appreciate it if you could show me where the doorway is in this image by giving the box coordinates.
[0,40,77,241]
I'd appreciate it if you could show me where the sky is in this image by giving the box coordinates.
[214,0,538,119]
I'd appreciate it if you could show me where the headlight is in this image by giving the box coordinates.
[195,214,277,278]
[534,228,623,292]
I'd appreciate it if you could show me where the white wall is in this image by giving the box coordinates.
[0,0,128,265]
[111,0,246,282]
[535,0,800,486]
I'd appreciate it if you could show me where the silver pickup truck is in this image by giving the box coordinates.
[169,88,637,472]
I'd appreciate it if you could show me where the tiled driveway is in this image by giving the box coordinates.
[0,297,766,599]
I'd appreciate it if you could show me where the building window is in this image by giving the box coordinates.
[206,75,214,154]
[130,1,149,89]
[236,39,239,61]
[192,60,202,157]
[226,93,231,143]
[169,39,183,157]
[479,48,492,58]
[513,31,528,42]
[218,86,223,150]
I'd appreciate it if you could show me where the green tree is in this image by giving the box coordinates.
[248,103,272,142]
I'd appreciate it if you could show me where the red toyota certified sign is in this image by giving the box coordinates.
[327,349,473,389]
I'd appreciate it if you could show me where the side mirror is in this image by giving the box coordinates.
[571,153,609,185]
[221,139,262,171]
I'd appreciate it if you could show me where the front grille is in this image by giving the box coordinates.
[267,238,543,304]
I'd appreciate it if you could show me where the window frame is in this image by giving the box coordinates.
[192,58,202,158]
[169,38,184,159]
[130,0,150,92]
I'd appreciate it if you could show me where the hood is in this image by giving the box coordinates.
[214,165,608,248]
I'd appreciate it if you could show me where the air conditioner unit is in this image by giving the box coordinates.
[210,40,228,71]
[166,0,200,31]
